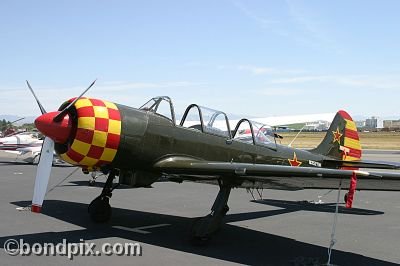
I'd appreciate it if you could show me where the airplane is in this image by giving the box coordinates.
[0,130,45,164]
[0,131,42,151]
[0,106,68,166]
[26,81,400,243]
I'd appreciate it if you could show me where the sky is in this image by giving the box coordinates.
[0,0,399,119]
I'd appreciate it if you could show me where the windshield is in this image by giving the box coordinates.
[140,96,176,124]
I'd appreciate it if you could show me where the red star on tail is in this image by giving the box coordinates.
[332,127,343,144]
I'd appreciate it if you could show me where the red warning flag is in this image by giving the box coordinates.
[346,171,358,208]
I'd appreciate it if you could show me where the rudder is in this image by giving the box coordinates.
[311,110,362,162]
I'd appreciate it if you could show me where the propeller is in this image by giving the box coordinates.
[26,80,96,212]
[31,137,54,212]
[53,79,96,122]
[26,81,53,212]
[26,80,46,115]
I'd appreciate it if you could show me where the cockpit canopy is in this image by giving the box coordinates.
[139,96,276,148]
[232,119,275,147]
[180,104,231,138]
[140,96,176,124]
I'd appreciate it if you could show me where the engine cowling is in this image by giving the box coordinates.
[60,98,122,170]
[36,97,122,171]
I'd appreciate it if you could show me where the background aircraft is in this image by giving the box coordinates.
[0,131,44,164]
[26,82,400,243]
[0,130,42,150]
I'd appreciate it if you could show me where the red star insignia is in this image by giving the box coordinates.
[332,127,343,144]
[288,152,302,167]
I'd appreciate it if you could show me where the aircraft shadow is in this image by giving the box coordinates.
[249,199,384,216]
[4,200,394,266]
[0,161,74,167]
[63,181,135,189]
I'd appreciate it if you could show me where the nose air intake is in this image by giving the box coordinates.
[35,111,73,143]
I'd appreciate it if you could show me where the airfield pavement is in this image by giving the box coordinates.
[0,150,399,266]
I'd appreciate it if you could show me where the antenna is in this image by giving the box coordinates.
[288,125,306,147]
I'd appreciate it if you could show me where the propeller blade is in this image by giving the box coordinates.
[31,137,54,213]
[53,79,97,122]
[26,80,47,114]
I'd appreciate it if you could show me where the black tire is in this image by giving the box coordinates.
[88,197,112,223]
[344,192,349,203]
[190,217,212,246]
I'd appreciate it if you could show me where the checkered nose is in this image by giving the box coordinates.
[35,111,73,143]
[57,98,122,170]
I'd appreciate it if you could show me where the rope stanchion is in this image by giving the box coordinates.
[326,179,342,266]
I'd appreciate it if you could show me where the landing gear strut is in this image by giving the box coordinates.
[88,169,118,223]
[89,171,104,186]
[191,180,232,244]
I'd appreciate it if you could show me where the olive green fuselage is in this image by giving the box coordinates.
[113,104,325,173]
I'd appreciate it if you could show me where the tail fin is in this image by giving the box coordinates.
[311,110,362,161]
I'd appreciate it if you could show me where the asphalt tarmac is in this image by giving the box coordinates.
[0,150,399,266]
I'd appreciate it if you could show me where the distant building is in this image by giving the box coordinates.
[365,116,383,129]
[355,120,366,129]
[383,119,400,130]
[304,120,330,131]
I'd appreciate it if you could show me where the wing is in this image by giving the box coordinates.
[323,159,400,170]
[154,156,400,191]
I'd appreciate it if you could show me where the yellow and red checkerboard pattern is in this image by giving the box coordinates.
[60,98,121,169]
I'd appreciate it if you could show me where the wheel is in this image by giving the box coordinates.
[88,196,112,223]
[88,179,95,186]
[344,192,349,203]
[189,216,216,246]
[190,217,211,246]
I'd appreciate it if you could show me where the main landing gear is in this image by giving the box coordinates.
[191,180,232,244]
[88,169,118,223]
[88,172,98,186]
